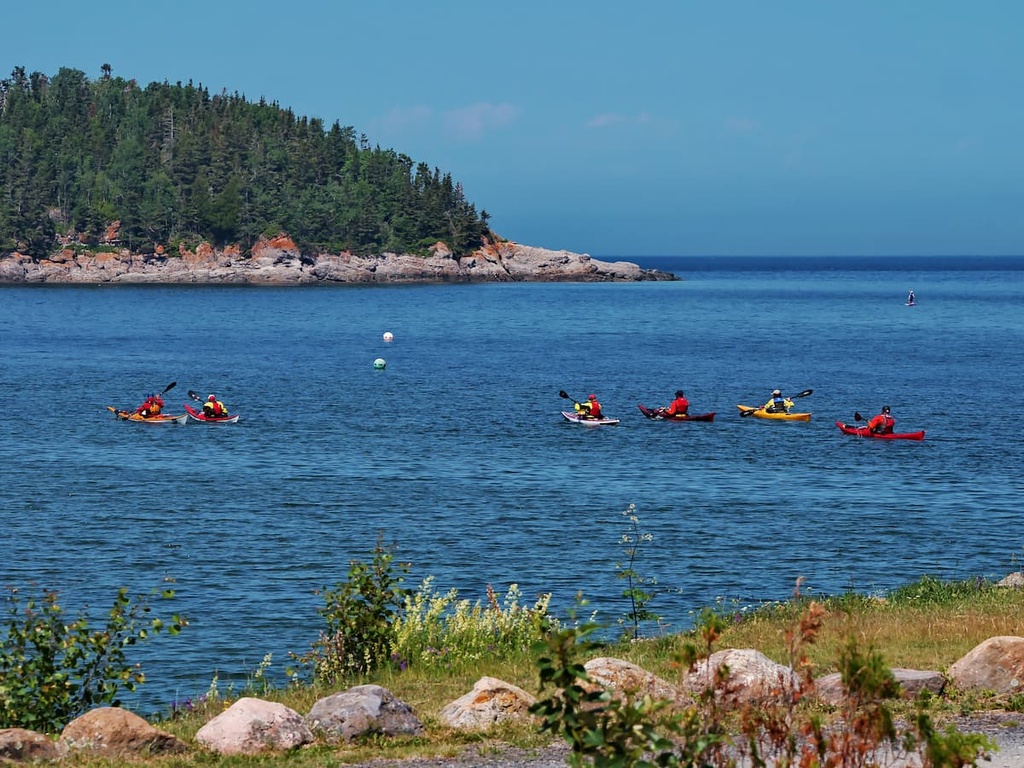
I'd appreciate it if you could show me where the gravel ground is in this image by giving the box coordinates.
[343,713,1024,767]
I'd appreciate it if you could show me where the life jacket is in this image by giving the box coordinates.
[582,399,602,418]
[879,414,895,433]
[204,400,226,417]
[667,397,689,416]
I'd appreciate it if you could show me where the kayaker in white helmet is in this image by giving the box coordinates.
[764,389,793,414]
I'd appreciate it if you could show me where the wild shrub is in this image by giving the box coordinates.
[295,533,411,683]
[616,503,661,640]
[392,579,554,669]
[0,583,186,733]
[531,582,996,767]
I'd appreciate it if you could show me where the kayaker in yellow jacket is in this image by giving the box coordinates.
[203,394,228,418]
[575,394,603,419]
[763,389,793,414]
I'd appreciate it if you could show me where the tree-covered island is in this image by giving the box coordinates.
[0,65,674,284]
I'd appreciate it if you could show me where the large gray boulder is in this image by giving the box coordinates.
[305,685,423,744]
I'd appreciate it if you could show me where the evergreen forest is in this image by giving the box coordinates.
[0,65,494,259]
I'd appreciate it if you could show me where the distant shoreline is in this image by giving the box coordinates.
[0,238,678,285]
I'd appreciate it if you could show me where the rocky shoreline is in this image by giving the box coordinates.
[0,236,676,285]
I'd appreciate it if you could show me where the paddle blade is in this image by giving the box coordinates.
[162,381,177,393]
[188,390,204,402]
[558,390,571,400]
[739,408,757,417]
[794,389,813,398]
[854,412,864,421]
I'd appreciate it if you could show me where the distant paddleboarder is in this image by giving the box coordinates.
[906,289,916,306]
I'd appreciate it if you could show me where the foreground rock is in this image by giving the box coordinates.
[306,685,424,744]
[439,676,536,730]
[60,707,187,757]
[948,636,1024,695]
[195,698,313,755]
[0,238,676,284]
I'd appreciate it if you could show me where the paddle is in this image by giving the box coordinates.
[739,389,814,417]
[187,390,204,403]
[558,390,580,407]
[854,412,864,422]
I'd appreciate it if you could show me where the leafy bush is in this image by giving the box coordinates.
[392,579,554,669]
[295,534,412,683]
[0,583,186,733]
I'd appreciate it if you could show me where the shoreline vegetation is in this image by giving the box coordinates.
[4,544,1024,766]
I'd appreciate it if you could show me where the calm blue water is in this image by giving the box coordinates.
[2,255,1022,714]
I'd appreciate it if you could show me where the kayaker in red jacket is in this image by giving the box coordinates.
[135,393,163,417]
[867,406,895,434]
[663,390,689,417]
[575,394,603,419]
[203,394,228,418]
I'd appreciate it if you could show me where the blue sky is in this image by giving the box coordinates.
[5,1,1023,256]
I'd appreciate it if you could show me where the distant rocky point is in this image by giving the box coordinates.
[0,236,676,284]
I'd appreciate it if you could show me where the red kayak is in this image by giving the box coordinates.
[835,421,924,441]
[185,404,240,424]
[638,404,715,422]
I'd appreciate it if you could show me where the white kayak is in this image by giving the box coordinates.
[561,410,620,426]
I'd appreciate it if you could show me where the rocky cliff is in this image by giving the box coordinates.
[0,237,676,284]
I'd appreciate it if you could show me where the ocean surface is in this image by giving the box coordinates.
[2,255,1022,715]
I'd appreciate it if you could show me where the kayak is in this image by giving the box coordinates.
[736,405,811,422]
[836,421,925,441]
[185,404,240,424]
[561,410,620,426]
[108,406,187,425]
[637,404,715,422]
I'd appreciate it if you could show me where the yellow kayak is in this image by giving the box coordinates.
[736,405,811,421]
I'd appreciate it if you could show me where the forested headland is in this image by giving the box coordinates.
[0,65,493,260]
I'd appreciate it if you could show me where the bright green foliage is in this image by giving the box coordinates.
[297,534,412,683]
[0,583,186,733]
[392,579,554,670]
[531,613,729,767]
[615,503,660,640]
[0,65,494,258]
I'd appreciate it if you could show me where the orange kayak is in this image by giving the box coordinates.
[107,406,187,424]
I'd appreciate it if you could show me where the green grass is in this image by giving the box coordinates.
[122,576,1024,767]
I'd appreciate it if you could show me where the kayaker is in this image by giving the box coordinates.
[135,393,164,417]
[575,394,603,420]
[867,405,895,435]
[203,394,228,418]
[764,389,793,414]
[662,390,689,417]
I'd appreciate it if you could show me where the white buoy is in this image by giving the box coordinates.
[373,358,387,369]
[383,331,394,342]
